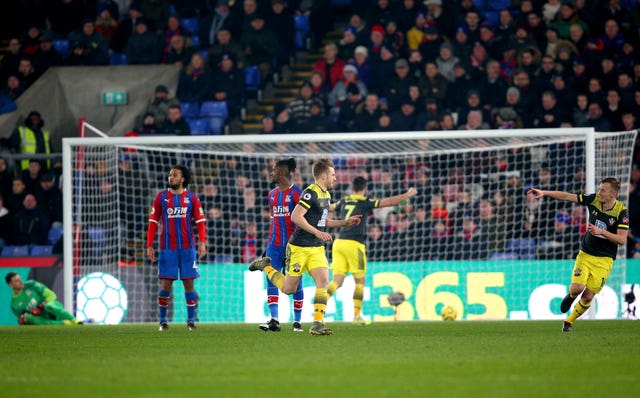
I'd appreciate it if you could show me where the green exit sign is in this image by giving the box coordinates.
[101,91,127,105]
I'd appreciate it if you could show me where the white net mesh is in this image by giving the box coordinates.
[64,127,637,323]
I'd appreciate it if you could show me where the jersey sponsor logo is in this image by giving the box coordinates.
[608,217,616,226]
[318,209,328,227]
[594,219,607,238]
[167,207,189,218]
[272,205,291,217]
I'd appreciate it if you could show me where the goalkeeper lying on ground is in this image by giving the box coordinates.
[5,272,84,325]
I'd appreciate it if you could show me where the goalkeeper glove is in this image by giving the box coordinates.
[30,303,45,316]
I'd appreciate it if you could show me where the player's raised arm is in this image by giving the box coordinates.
[379,187,418,208]
[527,188,578,203]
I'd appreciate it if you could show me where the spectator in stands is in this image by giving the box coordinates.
[0,193,9,248]
[94,4,119,51]
[418,26,443,63]
[141,0,171,35]
[213,52,245,118]
[9,111,51,171]
[67,18,109,65]
[206,27,246,70]
[0,39,23,83]
[286,81,317,126]
[396,0,424,34]
[384,20,406,59]
[537,211,580,260]
[458,110,489,130]
[21,159,43,195]
[177,52,213,103]
[385,58,417,112]
[135,113,160,135]
[338,26,359,61]
[163,34,195,67]
[622,112,637,132]
[616,71,636,112]
[297,100,337,133]
[478,198,503,254]
[273,107,298,134]
[199,0,233,48]
[1,75,25,101]
[241,14,279,83]
[160,104,190,135]
[406,12,427,53]
[0,157,12,201]
[494,107,520,129]
[352,45,373,87]
[32,33,62,75]
[390,99,419,131]
[259,114,276,134]
[604,89,625,131]
[308,70,330,110]
[16,59,37,90]
[534,91,571,128]
[21,24,43,57]
[10,193,50,246]
[436,43,458,83]
[313,42,346,90]
[7,178,27,213]
[126,18,162,65]
[426,0,454,40]
[161,14,193,63]
[419,61,447,107]
[328,64,368,114]
[113,2,148,53]
[64,41,92,66]
[584,101,612,132]
[267,0,295,74]
[36,172,62,227]
[369,43,396,95]
[572,93,590,127]
[337,83,363,132]
[457,89,487,127]
[354,93,387,132]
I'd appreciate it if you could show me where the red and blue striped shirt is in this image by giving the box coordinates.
[268,184,302,247]
[148,189,206,250]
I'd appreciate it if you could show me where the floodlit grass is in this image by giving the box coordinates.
[1,320,639,398]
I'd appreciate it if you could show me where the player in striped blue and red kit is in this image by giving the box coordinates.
[254,158,305,332]
[147,165,207,331]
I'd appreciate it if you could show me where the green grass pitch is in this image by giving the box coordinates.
[1,320,639,398]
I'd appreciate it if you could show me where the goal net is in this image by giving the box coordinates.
[62,126,637,324]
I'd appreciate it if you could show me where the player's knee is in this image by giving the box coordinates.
[19,314,33,325]
[282,286,296,295]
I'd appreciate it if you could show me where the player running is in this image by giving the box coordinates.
[249,158,361,335]
[327,177,417,324]
[147,165,207,331]
[251,158,305,332]
[6,272,84,325]
[528,177,629,332]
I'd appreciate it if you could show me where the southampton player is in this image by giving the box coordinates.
[5,272,83,325]
[328,177,417,324]
[253,158,305,332]
[528,177,629,332]
[147,165,207,331]
[249,158,361,335]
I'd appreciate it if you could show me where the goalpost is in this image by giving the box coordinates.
[62,125,637,323]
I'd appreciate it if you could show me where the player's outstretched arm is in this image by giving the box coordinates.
[326,214,362,228]
[527,188,578,203]
[379,187,418,208]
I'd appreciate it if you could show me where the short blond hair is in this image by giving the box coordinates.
[312,158,335,178]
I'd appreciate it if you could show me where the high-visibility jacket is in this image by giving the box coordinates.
[18,126,50,170]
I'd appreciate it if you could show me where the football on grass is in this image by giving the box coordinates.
[76,272,128,324]
[441,305,457,321]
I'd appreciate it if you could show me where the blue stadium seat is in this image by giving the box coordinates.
[87,226,106,258]
[31,245,53,256]
[487,0,511,11]
[190,34,201,49]
[180,18,199,33]
[188,118,210,135]
[294,15,310,49]
[507,239,537,260]
[180,101,200,118]
[489,252,519,261]
[52,39,70,58]
[214,254,234,263]
[472,0,488,11]
[199,50,208,61]
[206,117,225,135]
[47,226,63,245]
[109,52,127,65]
[244,66,261,93]
[1,245,30,257]
[200,101,228,120]
[484,11,500,24]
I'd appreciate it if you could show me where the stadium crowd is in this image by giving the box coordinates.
[1,0,640,263]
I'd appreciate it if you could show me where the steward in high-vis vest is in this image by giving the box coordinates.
[9,111,51,170]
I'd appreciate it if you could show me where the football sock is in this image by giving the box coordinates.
[326,280,339,298]
[267,285,279,319]
[353,283,364,317]
[293,281,304,322]
[313,288,328,322]
[566,299,591,323]
[185,291,197,323]
[158,289,171,323]
[265,266,285,290]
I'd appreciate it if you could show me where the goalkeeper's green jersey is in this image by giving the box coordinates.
[10,280,55,318]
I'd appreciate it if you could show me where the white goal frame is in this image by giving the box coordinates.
[62,127,602,313]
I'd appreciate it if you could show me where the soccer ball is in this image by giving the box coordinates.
[441,305,457,321]
[76,272,128,324]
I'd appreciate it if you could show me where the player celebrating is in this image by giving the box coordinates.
[253,158,305,332]
[249,158,361,335]
[528,177,629,332]
[6,272,83,325]
[147,165,207,331]
[327,177,417,324]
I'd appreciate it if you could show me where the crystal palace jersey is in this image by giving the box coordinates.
[335,194,380,244]
[149,189,206,250]
[268,184,302,247]
[578,193,629,259]
[289,183,331,247]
